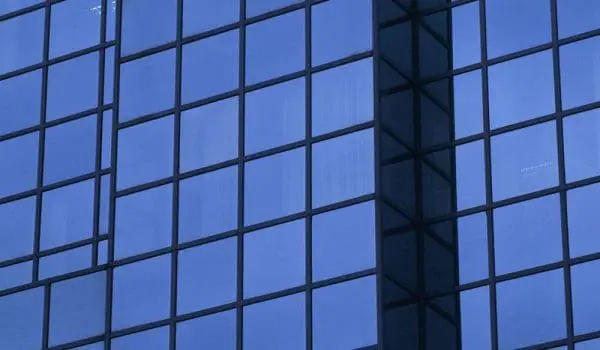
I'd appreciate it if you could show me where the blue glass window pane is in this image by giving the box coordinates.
[244,293,305,350]
[119,49,175,122]
[102,110,112,169]
[0,70,41,135]
[0,132,38,198]
[98,240,108,265]
[312,0,372,66]
[458,213,488,284]
[313,276,377,350]
[117,115,174,190]
[245,148,305,226]
[312,58,373,136]
[104,47,114,105]
[112,326,169,350]
[49,272,106,346]
[0,196,35,262]
[572,259,600,335]
[177,238,237,313]
[312,201,375,281]
[454,69,483,139]
[0,0,42,15]
[497,269,566,349]
[577,338,600,350]
[456,140,486,210]
[313,129,374,208]
[180,97,238,172]
[39,245,91,280]
[50,0,101,58]
[112,254,171,330]
[182,30,239,103]
[560,36,600,110]
[183,0,238,36]
[558,0,600,38]
[115,184,172,259]
[246,0,301,17]
[567,183,600,257]
[121,0,176,55]
[488,51,555,129]
[177,310,236,350]
[452,2,480,69]
[107,0,116,41]
[244,219,305,298]
[179,166,237,242]
[0,261,31,291]
[44,115,96,185]
[460,287,491,350]
[0,287,43,349]
[73,342,104,350]
[491,122,558,201]
[564,109,600,183]
[245,78,305,154]
[0,9,44,75]
[99,175,110,235]
[41,180,94,250]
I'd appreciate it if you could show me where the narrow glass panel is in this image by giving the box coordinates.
[454,69,483,139]
[50,0,101,58]
[0,287,44,349]
[121,0,176,55]
[183,0,238,36]
[0,9,44,75]
[460,287,491,350]
[0,261,31,291]
[564,109,600,183]
[246,0,301,17]
[177,310,236,350]
[0,132,38,198]
[560,36,600,110]
[456,140,486,210]
[98,240,108,265]
[451,2,480,68]
[572,259,600,335]
[106,0,116,41]
[557,0,600,38]
[99,175,110,235]
[104,46,115,105]
[568,183,600,257]
[102,110,113,169]
[458,212,488,284]
[0,70,42,136]
[112,326,169,350]
[0,196,35,262]
[39,245,91,280]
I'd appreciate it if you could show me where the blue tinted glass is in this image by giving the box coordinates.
[112,326,169,350]
[180,97,238,172]
[458,213,488,284]
[456,140,485,210]
[564,109,600,183]
[106,0,116,41]
[104,47,114,105]
[460,287,491,350]
[313,201,375,281]
[572,259,600,335]
[245,78,305,154]
[0,70,41,135]
[491,122,558,201]
[0,287,43,349]
[121,0,176,55]
[102,110,112,169]
[73,342,105,350]
[100,175,110,235]
[182,30,239,103]
[558,0,600,38]
[312,58,373,136]
[49,272,105,346]
[454,69,483,139]
[313,276,377,350]
[0,196,35,262]
[486,0,551,58]
[246,10,304,85]
[39,245,91,280]
[112,254,171,330]
[246,0,301,17]
[0,261,31,290]
[119,49,175,122]
[177,310,236,350]
[244,220,305,298]
[183,0,238,36]
[312,0,372,66]
[245,148,305,226]
[0,9,44,75]
[488,51,555,129]
[577,338,600,350]
[560,36,600,110]
[115,184,172,259]
[497,269,566,348]
[568,183,600,257]
[0,132,38,198]
[117,116,174,190]
[313,129,374,208]
[178,238,237,313]
[244,293,305,350]
[50,0,101,58]
[179,166,237,242]
[44,115,96,185]
[0,0,42,15]
[41,180,94,250]
[452,2,480,69]
[98,240,108,265]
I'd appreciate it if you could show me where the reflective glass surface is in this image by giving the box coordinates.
[177,310,236,350]
[121,0,176,55]
[451,1,480,69]
[0,0,42,16]
[50,0,101,58]
[560,36,600,110]
[0,132,38,198]
[557,0,600,38]
[246,0,301,17]
[183,0,238,36]
[458,213,488,284]
[456,140,485,210]
[454,69,483,139]
[0,9,44,75]
[39,245,91,280]
[567,183,600,257]
[0,261,31,291]
[0,70,41,135]
[572,259,600,335]
[0,287,44,349]
[112,326,169,350]
[564,108,600,183]
[0,196,35,262]
[460,287,491,350]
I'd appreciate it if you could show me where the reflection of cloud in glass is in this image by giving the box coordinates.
[90,0,116,15]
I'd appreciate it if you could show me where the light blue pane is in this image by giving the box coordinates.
[117,115,174,190]
[49,272,106,346]
[112,326,169,350]
[102,110,112,169]
[244,219,305,298]
[179,166,237,242]
[41,180,94,250]
[0,287,44,349]
[244,293,305,350]
[44,115,96,185]
[245,78,305,154]
[121,0,176,55]
[99,175,110,235]
[312,201,376,281]
[488,51,555,129]
[312,0,372,66]
[460,287,491,350]
[115,184,172,259]
[98,240,108,265]
[312,129,374,208]
[0,132,38,198]
[454,70,483,139]
[177,238,237,313]
[558,0,600,38]
[107,0,116,41]
[572,260,600,335]
[0,196,35,261]
[0,0,42,15]
[452,2,480,68]
[180,97,238,172]
[312,58,373,136]
[560,36,600,110]
[73,342,104,350]
[458,213,488,284]
[50,0,101,58]
[112,254,171,330]
[39,245,91,280]
[456,140,486,210]
[182,30,239,103]
[0,261,31,291]
[564,109,600,182]
[119,49,175,122]
[183,0,238,36]
[0,70,41,135]
[568,183,600,257]
[577,338,600,350]
[104,46,114,105]
[0,9,44,75]
[246,0,302,17]
[491,122,558,201]
[497,269,566,349]
[313,276,377,350]
[177,310,236,350]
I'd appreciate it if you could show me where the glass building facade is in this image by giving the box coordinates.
[0,0,599,349]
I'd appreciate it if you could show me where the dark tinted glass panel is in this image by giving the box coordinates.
[112,326,169,350]
[50,0,101,58]
[0,196,35,261]
[560,36,600,110]
[451,2,480,69]
[246,0,301,17]
[121,0,176,55]
[458,213,488,284]
[456,140,485,210]
[0,287,43,349]
[0,70,41,135]
[564,109,600,183]
[183,0,238,36]
[0,261,31,290]
[460,287,491,350]
[557,0,600,38]
[0,0,42,15]
[454,69,483,139]
[572,259,600,335]
[104,46,114,105]
[102,110,112,169]
[0,132,38,198]
[0,9,44,75]
[568,183,600,257]
[39,245,90,280]
[177,310,236,350]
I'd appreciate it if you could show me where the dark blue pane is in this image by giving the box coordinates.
[244,293,305,350]
[577,338,600,350]
[0,9,44,75]
[456,140,485,210]
[568,183,600,257]
[39,245,91,280]
[177,310,236,350]
[115,184,172,259]
[560,36,600,110]
[451,2,480,69]
[102,110,112,169]
[99,175,110,235]
[0,261,31,291]
[177,238,237,313]
[0,287,43,349]
[0,196,35,262]
[49,272,106,346]
[572,259,600,335]
[460,287,491,350]
[457,213,488,284]
[50,0,101,58]
[0,70,41,135]
[558,0,600,38]
[453,69,483,139]
[183,0,238,36]
[104,47,115,105]
[0,0,42,15]
[121,0,176,55]
[112,327,169,350]
[246,0,301,17]
[564,109,600,182]
[0,132,38,198]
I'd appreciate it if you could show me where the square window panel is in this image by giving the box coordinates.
[567,183,600,257]
[39,245,91,280]
[0,287,44,349]
[0,132,38,198]
[0,0,42,16]
[177,310,236,350]
[560,36,600,110]
[0,196,35,262]
[112,326,169,350]
[457,213,488,285]
[183,0,238,36]
[456,140,486,210]
[0,70,42,136]
[460,287,491,350]
[572,259,600,335]
[0,9,44,75]
[0,261,31,291]
[453,69,483,139]
[557,0,600,39]
[50,0,101,58]
[121,0,177,55]
[563,108,600,183]
[451,2,481,69]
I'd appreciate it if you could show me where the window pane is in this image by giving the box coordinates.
[560,36,600,110]
[0,9,44,75]
[0,261,31,291]
[456,140,486,210]
[0,0,42,16]
[0,132,38,198]
[567,183,600,257]
[558,0,600,38]
[572,259,600,335]
[452,2,480,69]
[177,310,236,350]
[0,287,44,349]
[454,69,483,139]
[73,341,105,350]
[460,287,491,350]
[577,338,600,350]
[458,212,488,285]
[121,0,176,55]
[112,326,169,350]
[100,175,110,235]
[564,109,600,182]
[244,148,305,226]
[0,70,41,136]
[246,0,301,17]
[98,240,108,265]
[177,238,237,313]
[244,219,305,298]
[104,46,114,105]
[0,196,35,262]
[50,0,101,58]
[102,110,113,169]
[39,245,91,280]
[183,0,238,36]
[106,0,116,41]
[313,129,374,208]
[246,10,304,85]
[179,166,237,243]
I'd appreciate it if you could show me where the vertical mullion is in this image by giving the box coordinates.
[304,1,313,350]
